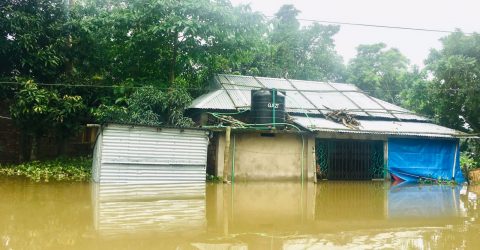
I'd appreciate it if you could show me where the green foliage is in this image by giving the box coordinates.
[0,157,92,182]
[422,32,480,163]
[347,43,410,104]
[425,31,480,133]
[206,174,222,183]
[9,81,86,159]
[0,0,69,82]
[262,5,345,81]
[3,0,479,167]
[2,0,348,102]
[69,0,267,88]
[93,85,194,127]
[10,81,55,135]
[160,81,195,127]
[10,81,86,136]
[461,150,479,172]
[399,67,435,117]
[418,177,456,185]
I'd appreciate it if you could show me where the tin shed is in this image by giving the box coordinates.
[92,124,209,184]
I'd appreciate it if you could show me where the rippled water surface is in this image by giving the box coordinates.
[1,178,479,250]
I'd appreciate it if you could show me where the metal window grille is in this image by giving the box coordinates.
[316,139,384,180]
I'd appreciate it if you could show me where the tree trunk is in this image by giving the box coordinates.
[223,126,231,182]
[168,34,178,85]
[65,0,76,75]
[30,135,38,161]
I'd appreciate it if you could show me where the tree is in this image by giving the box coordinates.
[2,1,361,162]
[347,43,410,104]
[268,5,301,77]
[93,85,194,127]
[262,5,345,81]
[0,0,70,83]
[72,0,267,89]
[415,31,480,166]
[10,82,85,160]
[399,66,435,117]
[425,31,480,133]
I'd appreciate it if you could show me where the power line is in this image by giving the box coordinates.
[0,81,204,90]
[266,16,475,35]
[1,81,478,92]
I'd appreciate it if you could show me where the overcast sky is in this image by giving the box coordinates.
[230,0,479,67]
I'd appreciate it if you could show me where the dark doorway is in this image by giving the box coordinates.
[206,133,219,176]
[316,139,384,180]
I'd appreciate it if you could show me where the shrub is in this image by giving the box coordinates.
[461,152,478,172]
[0,157,92,182]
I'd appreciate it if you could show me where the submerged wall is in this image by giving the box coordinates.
[215,131,315,181]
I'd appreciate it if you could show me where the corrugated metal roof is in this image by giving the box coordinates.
[189,90,235,110]
[292,116,467,138]
[189,74,427,122]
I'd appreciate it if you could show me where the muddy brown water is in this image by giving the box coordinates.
[1,178,479,250]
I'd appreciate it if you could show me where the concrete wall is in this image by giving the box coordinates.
[215,131,315,181]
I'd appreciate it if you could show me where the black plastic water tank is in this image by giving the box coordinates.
[250,88,286,129]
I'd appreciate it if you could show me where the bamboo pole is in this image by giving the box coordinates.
[313,141,317,183]
[223,126,231,183]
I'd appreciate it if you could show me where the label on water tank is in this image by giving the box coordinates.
[267,103,280,108]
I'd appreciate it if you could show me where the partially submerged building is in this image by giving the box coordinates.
[188,74,469,183]
[92,124,209,184]
[91,74,470,184]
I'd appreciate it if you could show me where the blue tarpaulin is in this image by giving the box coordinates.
[388,138,465,183]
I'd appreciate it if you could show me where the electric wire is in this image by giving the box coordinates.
[266,16,475,35]
[1,81,478,92]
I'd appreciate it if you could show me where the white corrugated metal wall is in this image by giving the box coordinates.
[93,124,209,184]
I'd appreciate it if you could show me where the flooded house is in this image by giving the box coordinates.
[188,74,470,183]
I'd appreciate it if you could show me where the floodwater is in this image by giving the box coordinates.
[1,179,479,250]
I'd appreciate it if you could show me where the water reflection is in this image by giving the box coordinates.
[315,181,387,222]
[388,182,465,219]
[90,181,479,249]
[1,177,479,250]
[92,183,206,236]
